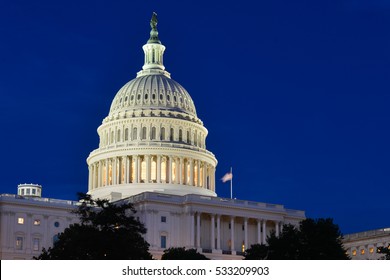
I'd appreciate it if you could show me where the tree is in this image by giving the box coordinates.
[34,193,152,260]
[244,218,349,260]
[161,247,209,260]
[377,244,390,260]
[243,244,268,260]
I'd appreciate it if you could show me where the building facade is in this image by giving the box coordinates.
[0,185,78,260]
[343,228,390,260]
[0,14,306,260]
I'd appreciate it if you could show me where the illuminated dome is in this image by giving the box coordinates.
[87,13,217,201]
[108,75,198,122]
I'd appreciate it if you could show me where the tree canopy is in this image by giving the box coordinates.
[244,218,349,260]
[34,193,152,260]
[377,244,390,260]
[161,247,209,260]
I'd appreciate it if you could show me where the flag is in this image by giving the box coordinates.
[221,172,233,183]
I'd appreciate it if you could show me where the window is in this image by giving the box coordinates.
[54,221,60,228]
[32,189,36,195]
[33,238,40,251]
[179,129,182,142]
[352,249,357,256]
[26,188,30,195]
[361,249,365,255]
[53,234,60,245]
[125,128,129,141]
[161,127,165,140]
[17,217,24,224]
[161,235,167,249]
[33,219,41,226]
[16,237,23,250]
[142,127,147,140]
[170,128,174,141]
[133,128,138,140]
[161,216,167,223]
[369,247,374,254]
[151,127,156,140]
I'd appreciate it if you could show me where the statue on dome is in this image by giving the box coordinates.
[151,12,158,30]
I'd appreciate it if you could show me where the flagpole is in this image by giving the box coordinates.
[230,167,233,199]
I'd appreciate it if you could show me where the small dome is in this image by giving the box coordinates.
[108,74,197,118]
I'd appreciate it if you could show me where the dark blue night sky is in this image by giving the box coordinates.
[1,0,389,234]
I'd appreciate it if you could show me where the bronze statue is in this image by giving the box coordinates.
[151,12,158,30]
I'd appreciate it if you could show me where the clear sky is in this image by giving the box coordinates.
[1,0,389,234]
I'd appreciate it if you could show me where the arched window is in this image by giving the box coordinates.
[133,127,137,140]
[179,129,183,142]
[117,130,121,142]
[124,128,129,141]
[110,131,114,144]
[187,131,190,144]
[142,127,147,140]
[161,127,165,140]
[170,128,174,141]
[151,127,156,140]
[194,132,197,146]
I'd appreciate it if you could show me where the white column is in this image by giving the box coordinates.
[190,159,194,186]
[179,157,183,185]
[211,214,215,250]
[175,157,179,184]
[257,220,262,244]
[275,221,280,237]
[97,161,101,188]
[157,155,161,183]
[216,215,221,250]
[123,156,128,184]
[230,216,235,251]
[197,160,201,187]
[244,218,248,252]
[196,212,201,248]
[169,156,173,184]
[189,213,195,247]
[90,164,95,190]
[136,155,141,183]
[88,165,92,190]
[146,155,150,183]
[113,157,117,185]
[105,159,109,185]
[262,220,267,245]
[202,163,207,188]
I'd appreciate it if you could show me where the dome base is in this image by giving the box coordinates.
[88,183,217,202]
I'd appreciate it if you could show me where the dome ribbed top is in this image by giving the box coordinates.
[108,74,197,117]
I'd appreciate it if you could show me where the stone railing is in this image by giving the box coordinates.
[0,194,78,206]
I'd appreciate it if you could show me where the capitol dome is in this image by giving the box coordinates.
[107,74,199,123]
[87,13,217,201]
